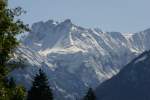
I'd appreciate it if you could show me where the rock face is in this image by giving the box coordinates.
[11,19,150,100]
[96,50,150,100]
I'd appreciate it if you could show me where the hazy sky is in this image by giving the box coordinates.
[9,0,150,32]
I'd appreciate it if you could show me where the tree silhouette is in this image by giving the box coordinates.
[27,69,53,100]
[83,88,96,100]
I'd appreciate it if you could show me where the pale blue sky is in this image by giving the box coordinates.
[9,0,150,32]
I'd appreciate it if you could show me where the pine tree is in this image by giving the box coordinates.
[83,88,96,100]
[0,0,28,99]
[27,69,53,100]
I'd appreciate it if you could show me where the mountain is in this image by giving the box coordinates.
[96,50,150,100]
[10,19,150,100]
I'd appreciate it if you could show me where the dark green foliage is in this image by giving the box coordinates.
[11,85,26,100]
[0,0,28,81]
[0,0,28,99]
[0,77,26,100]
[0,0,29,77]
[27,69,53,100]
[83,88,96,100]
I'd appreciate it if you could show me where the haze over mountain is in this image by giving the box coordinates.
[10,19,150,100]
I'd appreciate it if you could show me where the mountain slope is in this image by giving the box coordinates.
[11,19,150,100]
[96,50,150,100]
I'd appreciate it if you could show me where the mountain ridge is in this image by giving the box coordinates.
[11,19,150,100]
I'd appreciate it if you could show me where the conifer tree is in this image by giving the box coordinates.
[83,88,96,100]
[27,69,53,100]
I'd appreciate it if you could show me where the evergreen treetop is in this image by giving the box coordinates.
[83,88,96,100]
[27,69,53,100]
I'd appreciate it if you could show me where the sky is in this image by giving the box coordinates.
[9,0,150,33]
